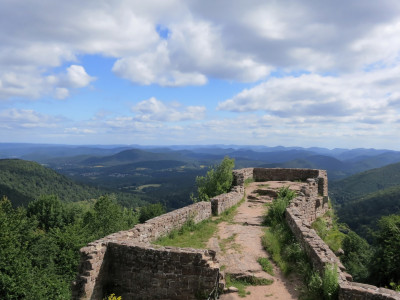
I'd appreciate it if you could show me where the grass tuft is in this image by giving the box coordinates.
[257,257,274,275]
[225,274,273,297]
[153,197,244,249]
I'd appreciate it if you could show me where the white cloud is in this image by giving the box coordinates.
[0,108,60,128]
[64,127,96,134]
[63,65,95,89]
[218,65,400,123]
[2,0,400,93]
[0,64,94,100]
[132,97,206,122]
[112,42,207,87]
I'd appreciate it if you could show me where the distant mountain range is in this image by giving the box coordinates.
[2,143,400,181]
[2,143,400,225]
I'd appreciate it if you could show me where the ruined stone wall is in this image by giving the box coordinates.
[73,201,214,300]
[73,167,400,300]
[280,171,400,300]
[339,282,400,300]
[253,167,328,198]
[105,243,219,300]
[211,185,244,215]
[232,168,253,186]
[285,195,349,281]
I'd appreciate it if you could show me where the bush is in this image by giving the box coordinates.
[370,214,400,287]
[264,186,296,226]
[307,271,323,299]
[322,264,339,300]
[192,157,235,202]
[341,231,372,282]
[139,203,165,223]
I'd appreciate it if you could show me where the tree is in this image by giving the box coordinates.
[192,157,235,202]
[83,195,138,239]
[27,195,66,231]
[371,214,400,287]
[341,231,373,282]
[0,196,39,299]
[139,203,165,223]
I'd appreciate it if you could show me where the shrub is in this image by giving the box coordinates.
[341,231,372,282]
[192,157,235,202]
[264,186,296,226]
[322,264,339,300]
[139,203,165,223]
[307,271,323,299]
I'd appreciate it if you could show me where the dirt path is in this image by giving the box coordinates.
[207,181,305,300]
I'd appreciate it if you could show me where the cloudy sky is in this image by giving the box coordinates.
[1,0,400,149]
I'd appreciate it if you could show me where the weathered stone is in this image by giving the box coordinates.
[72,168,400,300]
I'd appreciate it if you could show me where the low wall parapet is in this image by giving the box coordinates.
[73,167,400,300]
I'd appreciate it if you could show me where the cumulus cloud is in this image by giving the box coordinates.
[132,97,206,122]
[0,108,60,128]
[112,42,207,87]
[0,64,95,100]
[218,65,400,123]
[2,0,400,92]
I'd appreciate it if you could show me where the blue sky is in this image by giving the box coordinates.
[1,0,400,149]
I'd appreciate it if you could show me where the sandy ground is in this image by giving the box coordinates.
[207,181,306,300]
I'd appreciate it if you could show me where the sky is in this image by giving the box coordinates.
[1,0,400,150]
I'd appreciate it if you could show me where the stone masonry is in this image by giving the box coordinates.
[72,168,400,300]
[72,178,245,299]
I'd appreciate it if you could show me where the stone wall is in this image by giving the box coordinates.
[232,168,253,186]
[279,171,400,300]
[73,167,400,300]
[211,185,244,215]
[73,201,214,300]
[105,243,219,300]
[285,193,349,281]
[339,282,400,300]
[253,167,328,197]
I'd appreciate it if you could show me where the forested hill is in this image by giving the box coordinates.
[0,159,143,207]
[330,162,400,239]
[330,161,400,204]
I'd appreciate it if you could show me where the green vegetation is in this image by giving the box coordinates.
[330,162,400,240]
[322,264,339,300]
[312,199,400,291]
[155,217,217,249]
[244,177,255,186]
[192,157,235,202]
[330,162,400,203]
[257,257,274,276]
[337,185,400,240]
[225,274,273,297]
[341,231,373,282]
[0,159,143,208]
[311,212,346,253]
[262,187,339,299]
[219,233,241,254]
[263,186,296,227]
[371,214,400,288]
[0,194,139,299]
[0,159,102,207]
[138,203,165,223]
[154,198,243,249]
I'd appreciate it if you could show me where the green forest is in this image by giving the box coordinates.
[1,151,400,298]
[0,194,141,299]
[0,159,144,208]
